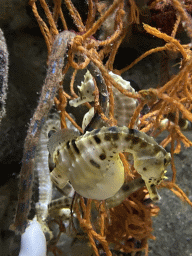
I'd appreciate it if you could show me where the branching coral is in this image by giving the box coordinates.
[6,0,192,255]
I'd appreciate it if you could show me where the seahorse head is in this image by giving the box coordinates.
[48,128,80,170]
[134,149,171,201]
[69,70,95,107]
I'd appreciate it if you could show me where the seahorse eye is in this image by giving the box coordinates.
[48,128,57,138]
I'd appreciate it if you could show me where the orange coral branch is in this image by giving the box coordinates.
[172,0,192,39]
[64,0,85,32]
[29,0,52,53]
[82,0,124,41]
[143,23,188,61]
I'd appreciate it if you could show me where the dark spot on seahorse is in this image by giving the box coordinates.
[150,184,156,194]
[71,139,80,154]
[66,141,70,149]
[64,198,71,207]
[111,133,119,141]
[153,145,161,154]
[140,141,148,148]
[94,135,101,144]
[106,127,119,141]
[58,174,62,178]
[104,132,119,141]
[90,159,100,168]
[99,153,106,160]
[64,198,70,204]
[131,136,140,144]
[125,135,132,141]
[122,183,130,191]
[104,133,111,141]
[143,167,147,171]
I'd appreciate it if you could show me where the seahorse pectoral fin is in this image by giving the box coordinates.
[69,97,88,107]
[50,166,69,189]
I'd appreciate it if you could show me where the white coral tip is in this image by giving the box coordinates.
[19,216,47,256]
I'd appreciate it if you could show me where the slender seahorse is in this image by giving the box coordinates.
[48,126,171,202]
[32,113,61,240]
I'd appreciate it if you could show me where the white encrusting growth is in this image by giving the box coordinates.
[19,217,46,256]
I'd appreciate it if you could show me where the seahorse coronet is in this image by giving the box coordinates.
[48,126,171,201]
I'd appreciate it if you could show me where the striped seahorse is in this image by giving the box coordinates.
[48,126,171,202]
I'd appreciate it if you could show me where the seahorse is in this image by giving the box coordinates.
[48,126,171,202]
[32,113,61,240]
[69,70,138,130]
